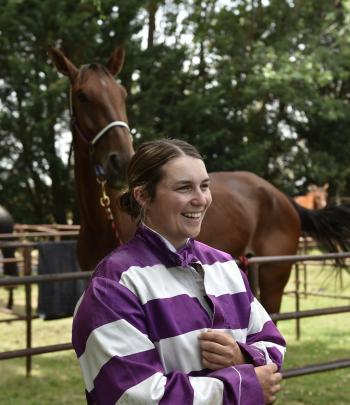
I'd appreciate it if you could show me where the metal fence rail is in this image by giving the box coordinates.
[1,246,350,379]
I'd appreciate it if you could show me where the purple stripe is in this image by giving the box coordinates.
[94,240,176,280]
[267,346,284,370]
[159,371,194,405]
[143,292,252,342]
[247,320,286,347]
[210,295,228,328]
[193,240,233,265]
[94,226,236,282]
[210,293,251,329]
[72,277,147,357]
[229,365,265,405]
[88,349,163,404]
[144,295,211,341]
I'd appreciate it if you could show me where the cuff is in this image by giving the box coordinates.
[237,342,267,367]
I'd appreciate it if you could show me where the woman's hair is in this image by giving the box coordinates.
[119,138,203,219]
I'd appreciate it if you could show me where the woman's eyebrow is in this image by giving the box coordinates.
[173,178,210,185]
[173,180,192,186]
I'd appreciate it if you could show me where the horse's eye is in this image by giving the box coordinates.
[77,92,88,103]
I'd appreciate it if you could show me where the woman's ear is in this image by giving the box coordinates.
[133,186,148,207]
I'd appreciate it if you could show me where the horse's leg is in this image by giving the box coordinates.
[2,246,19,310]
[252,190,300,315]
[247,261,260,298]
[258,262,294,315]
[6,288,14,310]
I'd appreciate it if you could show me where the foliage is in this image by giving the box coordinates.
[1,0,350,222]
[0,0,145,223]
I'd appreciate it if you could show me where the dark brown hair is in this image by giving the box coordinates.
[119,138,203,219]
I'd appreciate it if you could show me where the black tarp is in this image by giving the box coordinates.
[37,240,87,320]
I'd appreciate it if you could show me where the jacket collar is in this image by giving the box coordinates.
[136,223,199,267]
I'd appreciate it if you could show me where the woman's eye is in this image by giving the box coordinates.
[177,186,191,192]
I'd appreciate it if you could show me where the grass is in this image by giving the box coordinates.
[0,263,349,404]
[277,262,350,405]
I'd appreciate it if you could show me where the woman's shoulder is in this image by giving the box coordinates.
[93,236,157,280]
[192,239,234,264]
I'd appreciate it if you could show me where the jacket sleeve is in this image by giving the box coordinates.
[72,276,265,405]
[236,271,286,370]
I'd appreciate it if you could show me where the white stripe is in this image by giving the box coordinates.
[155,328,247,374]
[223,328,247,342]
[252,341,286,363]
[155,328,204,373]
[120,260,245,305]
[120,264,206,305]
[203,261,246,297]
[248,298,272,334]
[189,376,224,405]
[73,292,85,318]
[116,372,166,404]
[79,319,155,392]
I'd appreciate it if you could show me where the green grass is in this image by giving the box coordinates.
[0,264,349,404]
[277,263,350,405]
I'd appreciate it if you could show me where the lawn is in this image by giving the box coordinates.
[0,261,349,404]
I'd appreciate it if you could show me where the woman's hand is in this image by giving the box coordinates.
[198,330,246,370]
[255,363,282,404]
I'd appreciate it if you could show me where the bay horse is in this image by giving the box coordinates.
[0,205,19,309]
[294,184,329,210]
[49,46,350,315]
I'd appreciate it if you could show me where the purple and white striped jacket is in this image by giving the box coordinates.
[72,225,286,404]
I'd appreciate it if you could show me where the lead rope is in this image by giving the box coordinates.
[96,177,121,245]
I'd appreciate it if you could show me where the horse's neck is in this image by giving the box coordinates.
[74,151,109,230]
[74,145,118,266]
[73,143,136,270]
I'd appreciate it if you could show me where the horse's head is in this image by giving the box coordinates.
[308,183,329,209]
[49,46,134,188]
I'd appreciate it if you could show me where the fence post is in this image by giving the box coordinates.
[23,246,32,377]
[295,263,301,340]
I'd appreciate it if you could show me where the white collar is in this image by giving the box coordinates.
[142,223,188,253]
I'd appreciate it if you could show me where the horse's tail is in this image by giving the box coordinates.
[290,200,350,253]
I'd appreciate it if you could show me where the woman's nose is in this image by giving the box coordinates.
[192,189,208,205]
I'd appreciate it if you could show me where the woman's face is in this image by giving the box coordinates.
[142,155,212,249]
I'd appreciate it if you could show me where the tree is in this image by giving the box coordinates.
[0,0,145,222]
[2,0,350,224]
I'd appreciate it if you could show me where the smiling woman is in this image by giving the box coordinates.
[120,140,212,248]
[72,138,286,405]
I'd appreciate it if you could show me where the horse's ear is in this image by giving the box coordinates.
[48,47,78,82]
[106,46,125,76]
[324,183,329,190]
[308,184,317,191]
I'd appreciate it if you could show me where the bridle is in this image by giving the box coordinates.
[69,86,130,242]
